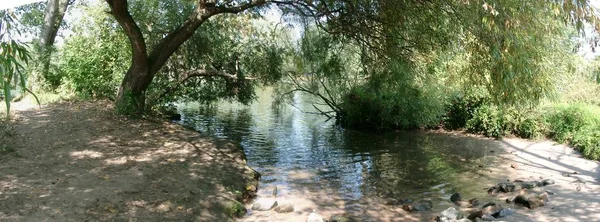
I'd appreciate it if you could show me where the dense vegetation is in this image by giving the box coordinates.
[1,0,599,159]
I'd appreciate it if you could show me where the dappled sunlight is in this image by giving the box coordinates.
[1,101,259,221]
[70,150,104,159]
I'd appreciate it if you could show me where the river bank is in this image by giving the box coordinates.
[238,131,600,222]
[0,100,259,221]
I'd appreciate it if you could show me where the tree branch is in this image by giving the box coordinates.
[105,0,148,70]
[181,67,255,82]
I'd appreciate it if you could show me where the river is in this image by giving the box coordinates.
[178,88,506,221]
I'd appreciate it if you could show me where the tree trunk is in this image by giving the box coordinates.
[106,0,267,115]
[36,0,70,87]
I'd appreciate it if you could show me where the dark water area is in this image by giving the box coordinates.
[178,88,503,219]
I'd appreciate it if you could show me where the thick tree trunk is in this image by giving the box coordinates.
[36,0,70,87]
[106,0,267,114]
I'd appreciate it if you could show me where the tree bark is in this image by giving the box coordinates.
[37,0,70,87]
[106,0,267,114]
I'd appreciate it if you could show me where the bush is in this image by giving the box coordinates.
[572,125,600,160]
[341,84,446,129]
[514,115,546,139]
[544,104,600,160]
[443,94,488,130]
[465,104,507,138]
[544,104,600,143]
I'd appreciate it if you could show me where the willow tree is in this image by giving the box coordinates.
[105,0,600,114]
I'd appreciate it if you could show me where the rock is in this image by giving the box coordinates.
[467,210,483,221]
[402,200,433,212]
[455,219,472,222]
[487,187,499,195]
[307,212,325,222]
[385,198,412,206]
[514,195,529,208]
[436,207,463,222]
[329,214,357,222]
[481,214,496,221]
[482,203,502,216]
[505,196,515,203]
[492,208,514,218]
[251,198,277,211]
[469,198,480,207]
[510,163,519,169]
[527,197,545,209]
[450,193,462,202]
[481,202,496,208]
[498,183,516,193]
[542,179,555,186]
[273,202,294,213]
[519,182,537,189]
[272,186,278,197]
[514,194,545,209]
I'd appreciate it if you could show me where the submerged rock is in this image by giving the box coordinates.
[329,214,357,222]
[450,193,462,202]
[498,182,516,192]
[251,198,277,211]
[542,179,555,186]
[402,200,433,212]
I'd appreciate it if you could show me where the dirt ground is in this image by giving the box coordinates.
[0,101,259,222]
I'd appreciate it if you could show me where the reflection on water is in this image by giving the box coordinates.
[179,88,500,219]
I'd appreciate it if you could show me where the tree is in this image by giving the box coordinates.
[105,0,274,114]
[104,0,600,115]
[36,0,72,85]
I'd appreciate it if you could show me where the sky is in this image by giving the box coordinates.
[0,0,44,10]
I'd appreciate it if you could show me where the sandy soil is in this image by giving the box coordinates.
[0,101,259,222]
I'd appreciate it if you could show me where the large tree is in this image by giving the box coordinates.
[105,0,600,114]
[106,0,277,113]
[38,0,72,83]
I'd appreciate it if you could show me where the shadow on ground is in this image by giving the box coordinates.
[0,101,258,222]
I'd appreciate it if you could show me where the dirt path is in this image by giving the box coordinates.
[487,138,600,222]
[0,101,259,222]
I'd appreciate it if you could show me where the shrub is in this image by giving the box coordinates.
[515,115,547,139]
[443,94,488,130]
[543,104,600,160]
[544,104,600,143]
[465,104,505,138]
[341,84,446,129]
[572,125,600,160]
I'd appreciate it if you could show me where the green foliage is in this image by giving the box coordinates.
[465,104,506,138]
[514,115,546,140]
[572,125,600,160]
[0,10,38,119]
[443,94,489,130]
[542,104,600,160]
[223,200,246,218]
[544,104,600,143]
[56,4,129,99]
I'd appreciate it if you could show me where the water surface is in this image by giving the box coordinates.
[179,88,502,221]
